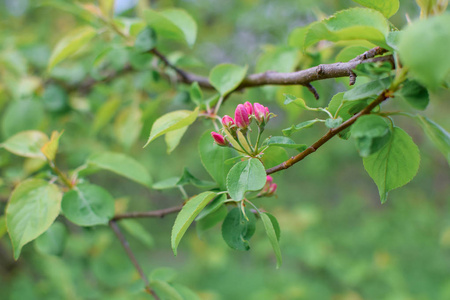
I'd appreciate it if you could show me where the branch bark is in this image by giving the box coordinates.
[113,205,183,221]
[266,90,391,175]
[109,220,160,299]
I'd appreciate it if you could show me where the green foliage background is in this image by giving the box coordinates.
[0,0,449,299]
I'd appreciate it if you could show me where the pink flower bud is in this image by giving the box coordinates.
[211,131,228,146]
[234,104,250,129]
[266,175,273,185]
[267,183,277,196]
[244,101,253,114]
[222,115,234,128]
[253,102,266,123]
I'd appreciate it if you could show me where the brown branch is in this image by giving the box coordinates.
[109,220,160,299]
[52,47,393,96]
[266,90,391,175]
[112,205,183,221]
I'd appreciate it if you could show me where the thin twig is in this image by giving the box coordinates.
[113,205,183,221]
[109,220,160,299]
[266,90,391,175]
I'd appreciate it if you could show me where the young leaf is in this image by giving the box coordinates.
[351,115,391,157]
[34,221,68,256]
[114,106,143,149]
[416,116,450,165]
[48,26,97,71]
[0,216,6,239]
[209,64,248,96]
[134,26,157,52]
[171,191,217,255]
[199,131,235,190]
[351,0,400,18]
[165,126,188,154]
[395,80,429,111]
[196,205,228,237]
[304,8,391,49]
[363,127,420,203]
[221,207,256,251]
[261,146,289,169]
[343,77,391,101]
[398,14,450,89]
[143,9,197,47]
[149,280,183,300]
[1,130,49,160]
[282,119,324,136]
[61,184,115,226]
[152,177,180,190]
[121,219,154,248]
[6,179,62,260]
[92,98,121,134]
[150,267,178,283]
[144,108,199,147]
[87,152,152,187]
[176,168,217,189]
[266,136,307,151]
[189,82,203,106]
[325,117,343,129]
[284,94,319,111]
[41,131,63,161]
[2,99,45,138]
[226,158,266,202]
[260,212,282,268]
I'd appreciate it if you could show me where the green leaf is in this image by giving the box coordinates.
[351,0,400,18]
[48,26,97,71]
[266,136,307,151]
[87,152,152,187]
[171,191,217,255]
[199,131,235,190]
[172,283,201,300]
[1,130,49,160]
[335,45,370,62]
[221,207,256,251]
[226,158,266,202]
[343,77,391,101]
[165,126,188,154]
[176,168,217,189]
[282,119,324,136]
[6,179,62,260]
[0,216,6,240]
[304,8,391,49]
[61,184,115,226]
[416,116,450,165]
[351,115,391,157]
[150,267,178,283]
[395,80,429,111]
[114,106,143,149]
[196,194,227,221]
[121,219,154,248]
[325,117,343,129]
[363,127,420,203]
[196,205,228,237]
[284,93,320,111]
[1,99,45,138]
[256,46,299,73]
[398,14,450,89]
[150,280,183,300]
[34,221,68,256]
[143,9,197,47]
[353,61,394,79]
[260,212,282,268]
[152,177,180,190]
[261,146,289,169]
[288,26,308,49]
[209,64,248,96]
[41,131,63,161]
[93,98,121,134]
[144,108,199,147]
[189,82,203,106]
[134,26,157,52]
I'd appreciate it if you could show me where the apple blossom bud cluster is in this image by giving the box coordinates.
[210,101,275,156]
[258,175,277,197]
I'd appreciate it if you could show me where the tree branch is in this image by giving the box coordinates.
[266,90,391,175]
[113,205,183,221]
[55,47,393,96]
[109,220,160,299]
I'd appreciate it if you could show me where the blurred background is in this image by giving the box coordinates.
[0,0,449,299]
